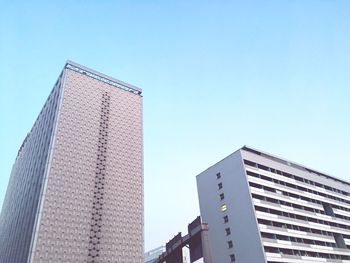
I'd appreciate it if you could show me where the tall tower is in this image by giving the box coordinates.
[0,61,143,263]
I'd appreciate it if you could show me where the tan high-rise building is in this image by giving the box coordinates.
[0,61,143,263]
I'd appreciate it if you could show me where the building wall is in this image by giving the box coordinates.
[197,146,350,263]
[0,74,63,263]
[144,246,165,263]
[241,149,350,193]
[241,147,350,262]
[0,61,143,263]
[29,68,143,262]
[196,150,266,263]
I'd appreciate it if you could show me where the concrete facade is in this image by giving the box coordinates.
[0,61,143,263]
[197,146,350,263]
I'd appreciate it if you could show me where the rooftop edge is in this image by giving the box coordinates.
[241,145,350,187]
[65,60,142,95]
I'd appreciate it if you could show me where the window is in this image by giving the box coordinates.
[230,254,236,262]
[228,240,233,248]
[225,227,231,235]
[221,204,227,212]
[216,172,221,179]
[220,193,225,200]
[223,215,229,223]
[218,183,223,190]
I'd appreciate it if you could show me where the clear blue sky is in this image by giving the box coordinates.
[1,0,350,252]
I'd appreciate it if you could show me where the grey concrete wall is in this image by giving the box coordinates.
[196,150,266,263]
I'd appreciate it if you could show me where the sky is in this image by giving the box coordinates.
[1,0,350,252]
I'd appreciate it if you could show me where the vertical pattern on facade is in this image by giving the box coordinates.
[0,76,62,263]
[2,62,143,263]
[88,92,111,263]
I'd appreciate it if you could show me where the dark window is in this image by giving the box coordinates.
[230,254,236,262]
[218,183,223,190]
[228,240,233,248]
[220,193,225,200]
[225,227,231,235]
[223,215,229,223]
[216,172,221,179]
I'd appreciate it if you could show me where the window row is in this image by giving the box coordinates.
[215,172,235,262]
[255,205,350,231]
[244,160,350,198]
[249,181,350,214]
[247,170,350,207]
[257,218,350,240]
[252,191,350,223]
[251,193,324,215]
[264,246,350,260]
[261,232,340,249]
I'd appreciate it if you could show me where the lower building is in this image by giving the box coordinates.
[196,146,350,263]
[144,246,165,263]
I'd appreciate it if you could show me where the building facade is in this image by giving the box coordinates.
[197,146,350,263]
[0,61,143,263]
[144,246,165,263]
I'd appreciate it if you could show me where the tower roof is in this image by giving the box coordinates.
[65,60,142,95]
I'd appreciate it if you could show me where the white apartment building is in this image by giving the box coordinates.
[197,146,350,263]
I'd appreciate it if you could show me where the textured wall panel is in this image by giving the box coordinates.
[0,75,62,263]
[0,77,62,263]
[31,69,143,263]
